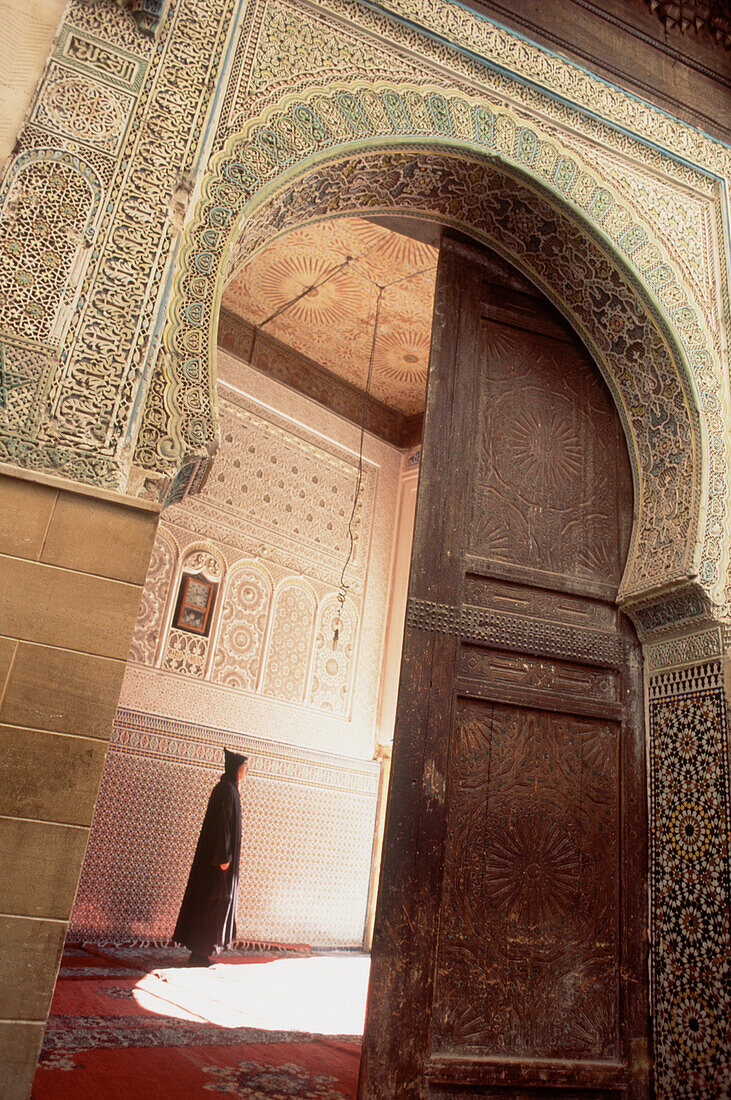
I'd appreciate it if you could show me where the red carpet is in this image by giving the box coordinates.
[32,945,362,1099]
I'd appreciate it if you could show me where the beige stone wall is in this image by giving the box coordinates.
[0,466,158,1100]
[0,0,66,165]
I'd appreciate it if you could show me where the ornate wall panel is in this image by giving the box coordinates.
[188,393,377,591]
[161,544,224,677]
[308,596,357,714]
[128,380,380,723]
[211,563,273,690]
[648,661,731,1099]
[0,152,99,343]
[122,359,401,760]
[70,708,380,948]
[162,628,209,677]
[127,527,177,665]
[0,0,237,486]
[261,581,317,703]
[645,626,725,673]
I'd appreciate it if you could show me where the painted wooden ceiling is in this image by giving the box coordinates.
[221,216,438,416]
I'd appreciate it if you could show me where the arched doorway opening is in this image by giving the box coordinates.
[191,142,660,1094]
[127,106,713,1094]
[215,207,649,1094]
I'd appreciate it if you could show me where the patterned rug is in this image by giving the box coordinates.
[32,945,363,1099]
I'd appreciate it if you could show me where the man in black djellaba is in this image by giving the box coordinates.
[174,748,249,967]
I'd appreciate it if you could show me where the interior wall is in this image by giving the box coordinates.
[69,348,413,949]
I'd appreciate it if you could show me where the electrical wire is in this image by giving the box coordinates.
[332,283,383,648]
[254,256,355,332]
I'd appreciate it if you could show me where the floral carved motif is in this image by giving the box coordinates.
[37,72,129,148]
[128,530,176,665]
[211,564,272,691]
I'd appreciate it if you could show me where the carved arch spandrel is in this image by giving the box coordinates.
[155,81,727,617]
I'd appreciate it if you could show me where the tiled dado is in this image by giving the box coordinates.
[0,466,159,1100]
[70,708,380,949]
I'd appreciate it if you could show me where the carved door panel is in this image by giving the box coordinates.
[359,237,648,1099]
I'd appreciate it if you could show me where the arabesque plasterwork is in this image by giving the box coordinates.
[352,0,730,178]
[0,0,237,486]
[0,0,728,615]
[164,83,727,609]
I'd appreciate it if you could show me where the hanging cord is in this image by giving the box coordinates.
[332,284,384,649]
[331,261,437,649]
[249,233,420,344]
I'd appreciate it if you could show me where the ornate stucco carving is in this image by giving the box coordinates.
[1,0,727,615]
[168,140,712,612]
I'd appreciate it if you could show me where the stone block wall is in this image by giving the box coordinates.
[0,466,158,1100]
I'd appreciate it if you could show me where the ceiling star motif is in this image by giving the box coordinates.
[222,215,438,416]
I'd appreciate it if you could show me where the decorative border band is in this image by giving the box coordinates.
[406,596,625,666]
[112,707,379,796]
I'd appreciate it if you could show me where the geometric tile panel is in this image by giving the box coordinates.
[69,709,380,949]
[648,662,731,1099]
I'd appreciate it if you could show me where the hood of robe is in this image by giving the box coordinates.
[222,748,248,781]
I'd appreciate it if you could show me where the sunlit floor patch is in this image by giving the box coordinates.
[143,954,370,1034]
[35,946,366,1098]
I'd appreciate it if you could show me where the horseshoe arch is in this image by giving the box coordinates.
[154,81,725,618]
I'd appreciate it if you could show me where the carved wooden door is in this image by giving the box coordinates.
[359,236,649,1099]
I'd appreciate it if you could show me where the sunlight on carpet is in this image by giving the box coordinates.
[34,947,366,1098]
[140,955,370,1034]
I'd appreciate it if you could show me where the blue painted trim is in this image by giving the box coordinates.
[194,0,249,178]
[360,0,727,180]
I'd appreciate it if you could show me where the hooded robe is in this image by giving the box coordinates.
[173,749,247,957]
